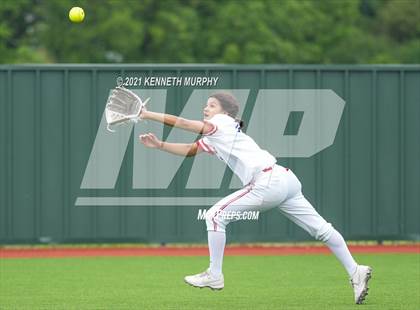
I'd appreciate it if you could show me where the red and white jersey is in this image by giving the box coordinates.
[197,114,276,186]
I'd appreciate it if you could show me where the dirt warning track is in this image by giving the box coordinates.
[1,244,418,258]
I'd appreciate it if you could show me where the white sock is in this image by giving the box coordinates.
[325,229,358,276]
[208,230,226,277]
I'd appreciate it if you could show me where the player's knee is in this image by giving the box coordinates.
[205,210,226,232]
[205,211,214,227]
[315,222,334,242]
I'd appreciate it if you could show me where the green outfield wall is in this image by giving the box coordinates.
[0,65,419,244]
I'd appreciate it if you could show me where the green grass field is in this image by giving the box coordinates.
[1,254,419,309]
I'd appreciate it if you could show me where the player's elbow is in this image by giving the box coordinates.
[178,118,202,134]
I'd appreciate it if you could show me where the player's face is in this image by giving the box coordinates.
[203,97,226,120]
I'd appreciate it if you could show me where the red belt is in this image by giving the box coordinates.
[262,166,289,173]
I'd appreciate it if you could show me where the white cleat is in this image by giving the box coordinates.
[184,269,224,290]
[350,265,373,304]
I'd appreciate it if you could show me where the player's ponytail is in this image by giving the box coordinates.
[210,92,244,129]
[235,119,244,129]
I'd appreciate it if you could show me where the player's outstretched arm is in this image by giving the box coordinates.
[140,108,213,135]
[139,133,202,157]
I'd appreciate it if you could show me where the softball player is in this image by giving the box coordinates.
[139,92,372,304]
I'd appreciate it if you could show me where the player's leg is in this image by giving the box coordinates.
[184,184,267,289]
[205,183,272,276]
[278,192,358,276]
[195,167,288,284]
[278,170,372,303]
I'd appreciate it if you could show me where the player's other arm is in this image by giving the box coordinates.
[141,108,214,135]
[139,133,202,157]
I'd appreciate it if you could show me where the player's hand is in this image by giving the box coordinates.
[139,133,162,149]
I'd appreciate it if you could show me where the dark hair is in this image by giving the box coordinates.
[209,92,244,129]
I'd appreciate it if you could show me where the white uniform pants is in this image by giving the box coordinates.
[205,165,334,242]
